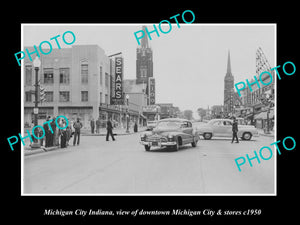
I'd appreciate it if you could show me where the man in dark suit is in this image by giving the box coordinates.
[106,118,115,141]
[231,117,239,143]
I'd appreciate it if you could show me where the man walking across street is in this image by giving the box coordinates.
[106,118,115,141]
[231,117,239,143]
[73,118,83,146]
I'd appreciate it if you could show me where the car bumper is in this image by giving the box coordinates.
[140,141,177,146]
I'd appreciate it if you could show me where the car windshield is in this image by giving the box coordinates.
[156,121,182,129]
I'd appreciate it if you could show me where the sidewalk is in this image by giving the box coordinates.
[257,128,274,138]
[23,126,147,156]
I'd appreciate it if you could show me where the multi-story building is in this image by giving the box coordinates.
[233,47,275,128]
[123,79,148,125]
[24,45,114,128]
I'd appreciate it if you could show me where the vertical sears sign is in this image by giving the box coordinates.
[111,57,124,105]
[148,77,155,105]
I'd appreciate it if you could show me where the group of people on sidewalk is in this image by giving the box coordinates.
[33,116,142,150]
[89,118,101,134]
[36,116,83,149]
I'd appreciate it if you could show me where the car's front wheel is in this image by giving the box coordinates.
[144,145,151,151]
[242,132,252,141]
[203,133,212,140]
[172,138,180,151]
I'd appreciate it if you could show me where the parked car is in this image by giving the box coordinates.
[197,119,259,140]
[146,120,158,131]
[140,118,200,151]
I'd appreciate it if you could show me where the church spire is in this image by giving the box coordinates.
[226,50,232,75]
[141,25,149,49]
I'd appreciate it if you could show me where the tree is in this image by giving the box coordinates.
[197,108,207,121]
[183,110,194,121]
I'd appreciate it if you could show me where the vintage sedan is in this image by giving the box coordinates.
[197,119,259,140]
[140,118,200,151]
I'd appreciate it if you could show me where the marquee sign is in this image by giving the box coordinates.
[111,57,124,105]
[148,77,155,105]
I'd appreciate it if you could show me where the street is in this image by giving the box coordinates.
[23,125,275,195]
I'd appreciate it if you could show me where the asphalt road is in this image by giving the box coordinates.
[23,128,275,195]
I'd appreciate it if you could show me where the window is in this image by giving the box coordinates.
[213,121,223,126]
[105,94,108,104]
[25,65,32,85]
[140,68,147,77]
[105,72,109,87]
[100,92,103,103]
[59,68,70,84]
[44,68,54,84]
[224,121,232,126]
[25,91,31,102]
[45,91,53,102]
[100,66,103,85]
[59,91,70,102]
[81,64,88,84]
[81,91,88,102]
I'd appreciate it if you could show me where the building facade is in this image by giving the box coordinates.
[24,45,117,128]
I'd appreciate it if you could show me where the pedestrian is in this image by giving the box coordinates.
[39,127,44,147]
[90,118,95,134]
[96,117,101,134]
[51,117,56,147]
[231,117,239,143]
[73,118,83,146]
[106,118,115,141]
[43,116,51,147]
[60,119,67,148]
[66,124,71,147]
[134,121,138,133]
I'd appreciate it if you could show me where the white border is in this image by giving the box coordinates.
[21,23,277,196]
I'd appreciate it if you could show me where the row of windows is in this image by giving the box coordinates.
[25,91,109,103]
[25,91,87,102]
[25,65,110,86]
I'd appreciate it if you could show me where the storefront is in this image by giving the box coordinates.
[254,108,274,130]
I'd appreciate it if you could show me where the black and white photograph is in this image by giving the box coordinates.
[3,5,298,224]
[21,24,276,195]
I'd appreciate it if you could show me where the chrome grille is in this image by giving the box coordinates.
[146,136,167,142]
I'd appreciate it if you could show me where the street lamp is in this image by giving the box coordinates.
[126,94,130,133]
[31,56,41,148]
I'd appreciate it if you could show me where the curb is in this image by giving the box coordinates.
[24,146,60,156]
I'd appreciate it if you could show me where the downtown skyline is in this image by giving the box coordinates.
[22,24,276,118]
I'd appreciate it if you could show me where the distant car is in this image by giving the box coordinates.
[146,120,158,131]
[197,119,259,140]
[140,118,200,151]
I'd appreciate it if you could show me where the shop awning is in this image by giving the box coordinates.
[254,109,274,120]
[140,114,147,119]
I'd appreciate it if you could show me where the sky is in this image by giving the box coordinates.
[22,24,275,119]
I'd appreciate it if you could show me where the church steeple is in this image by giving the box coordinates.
[224,50,234,114]
[226,50,233,77]
[141,25,149,49]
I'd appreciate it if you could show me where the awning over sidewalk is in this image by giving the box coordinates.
[254,109,274,120]
[139,113,147,119]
